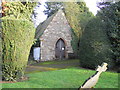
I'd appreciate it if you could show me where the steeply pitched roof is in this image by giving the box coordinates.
[35,12,57,39]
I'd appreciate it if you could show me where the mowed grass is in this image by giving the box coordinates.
[2,67,118,88]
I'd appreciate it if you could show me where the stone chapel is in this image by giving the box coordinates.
[34,9,73,61]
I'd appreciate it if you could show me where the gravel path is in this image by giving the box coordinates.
[25,59,80,73]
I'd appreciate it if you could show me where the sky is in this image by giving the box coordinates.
[31,2,48,28]
[32,0,99,28]
[84,0,100,15]
[39,0,100,15]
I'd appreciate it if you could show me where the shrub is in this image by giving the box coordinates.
[2,18,35,81]
[79,17,114,69]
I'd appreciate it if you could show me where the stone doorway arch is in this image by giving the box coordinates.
[55,38,66,59]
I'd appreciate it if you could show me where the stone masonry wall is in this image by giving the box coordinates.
[40,10,73,61]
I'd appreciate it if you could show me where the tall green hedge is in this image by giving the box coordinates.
[79,17,114,69]
[2,18,35,81]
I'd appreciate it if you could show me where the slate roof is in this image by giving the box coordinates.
[35,12,57,39]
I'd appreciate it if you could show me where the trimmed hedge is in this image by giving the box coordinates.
[2,18,35,81]
[79,17,114,69]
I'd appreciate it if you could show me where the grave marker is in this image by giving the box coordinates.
[79,62,108,89]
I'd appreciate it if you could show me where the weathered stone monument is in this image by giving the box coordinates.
[79,62,108,89]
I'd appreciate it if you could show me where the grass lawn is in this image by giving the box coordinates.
[28,59,80,65]
[2,67,118,88]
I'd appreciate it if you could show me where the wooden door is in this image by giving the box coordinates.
[55,39,65,59]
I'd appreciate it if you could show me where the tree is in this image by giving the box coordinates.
[77,2,93,32]
[97,1,120,66]
[63,1,93,56]
[44,2,63,17]
[79,17,114,69]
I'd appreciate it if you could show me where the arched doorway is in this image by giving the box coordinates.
[55,39,66,59]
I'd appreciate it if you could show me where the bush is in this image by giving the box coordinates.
[2,18,35,81]
[79,17,114,69]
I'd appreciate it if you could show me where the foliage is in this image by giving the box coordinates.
[97,1,120,65]
[64,1,93,37]
[3,2,36,20]
[62,2,81,56]
[45,2,63,17]
[63,1,93,56]
[79,17,114,69]
[77,2,94,31]
[0,26,2,65]
[64,2,81,38]
[2,18,35,81]
[2,67,118,88]
[70,30,79,56]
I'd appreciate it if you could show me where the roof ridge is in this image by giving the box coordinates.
[35,12,58,39]
[35,9,65,39]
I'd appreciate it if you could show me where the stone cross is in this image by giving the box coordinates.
[79,62,108,89]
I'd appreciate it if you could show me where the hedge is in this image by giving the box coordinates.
[79,17,114,69]
[2,18,35,81]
